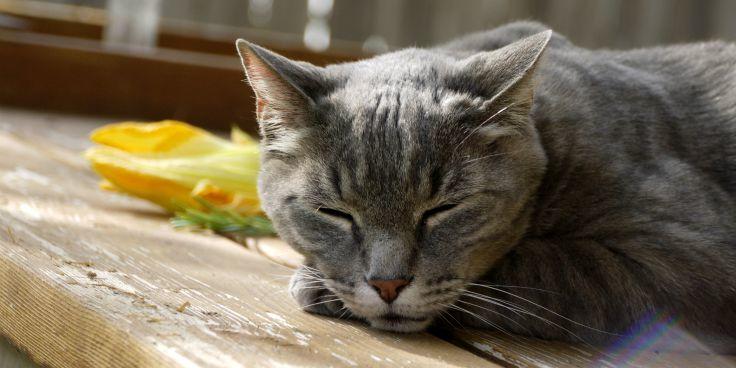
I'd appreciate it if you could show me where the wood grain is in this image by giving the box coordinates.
[3,108,734,367]
[0,337,38,368]
[452,330,736,368]
[232,237,736,368]
[0,108,496,367]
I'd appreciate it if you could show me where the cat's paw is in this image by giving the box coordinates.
[289,265,345,317]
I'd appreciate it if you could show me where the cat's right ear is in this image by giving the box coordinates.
[236,40,327,151]
[452,31,551,140]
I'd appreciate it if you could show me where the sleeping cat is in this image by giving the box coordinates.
[236,21,736,351]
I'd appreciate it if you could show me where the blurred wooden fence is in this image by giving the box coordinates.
[37,0,736,50]
[153,0,736,49]
[335,0,736,49]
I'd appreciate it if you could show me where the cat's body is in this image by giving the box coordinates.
[236,22,736,352]
[442,22,736,351]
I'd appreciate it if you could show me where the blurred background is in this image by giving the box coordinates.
[1,0,735,133]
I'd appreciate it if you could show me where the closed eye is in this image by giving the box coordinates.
[421,203,458,224]
[317,207,354,222]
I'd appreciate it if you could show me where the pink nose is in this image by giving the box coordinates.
[368,279,411,303]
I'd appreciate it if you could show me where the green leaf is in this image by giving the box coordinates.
[171,197,275,237]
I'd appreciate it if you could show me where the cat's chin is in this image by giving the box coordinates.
[367,314,433,333]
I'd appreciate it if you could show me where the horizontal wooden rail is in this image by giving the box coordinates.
[0,0,366,59]
[0,30,253,132]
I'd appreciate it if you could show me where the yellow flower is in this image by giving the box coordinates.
[84,120,262,216]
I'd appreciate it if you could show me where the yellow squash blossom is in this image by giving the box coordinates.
[84,120,262,216]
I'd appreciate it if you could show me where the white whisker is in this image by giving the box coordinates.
[461,290,527,317]
[447,304,513,337]
[337,306,351,320]
[462,148,526,165]
[456,299,529,333]
[299,298,342,310]
[437,311,463,330]
[470,283,560,295]
[293,286,329,292]
[454,103,515,151]
[467,283,616,335]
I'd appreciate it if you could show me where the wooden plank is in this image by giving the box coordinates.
[5,109,736,367]
[0,107,496,367]
[4,107,736,368]
[452,330,736,368]
[230,238,736,368]
[0,28,362,134]
[0,338,38,368]
[0,29,253,133]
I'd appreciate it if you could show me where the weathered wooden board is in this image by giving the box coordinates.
[0,108,496,367]
[452,330,736,368]
[241,237,736,368]
[2,107,735,368]
[0,337,38,368]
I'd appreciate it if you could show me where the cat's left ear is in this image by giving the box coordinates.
[454,30,551,136]
[236,40,329,151]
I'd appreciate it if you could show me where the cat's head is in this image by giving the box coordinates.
[237,31,550,332]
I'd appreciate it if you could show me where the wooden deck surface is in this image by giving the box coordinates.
[0,107,734,368]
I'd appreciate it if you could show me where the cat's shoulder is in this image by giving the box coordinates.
[438,21,736,68]
[436,21,572,54]
[605,40,736,71]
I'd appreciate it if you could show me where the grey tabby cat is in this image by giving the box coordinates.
[236,22,736,352]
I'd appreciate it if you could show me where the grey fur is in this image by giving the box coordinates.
[236,21,736,352]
